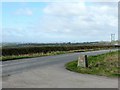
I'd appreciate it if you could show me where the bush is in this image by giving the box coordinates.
[2,45,117,56]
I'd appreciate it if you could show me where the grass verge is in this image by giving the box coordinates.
[65,51,120,77]
[1,48,110,61]
[1,49,88,61]
[1,51,67,61]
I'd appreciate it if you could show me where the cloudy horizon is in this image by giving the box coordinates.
[2,2,118,43]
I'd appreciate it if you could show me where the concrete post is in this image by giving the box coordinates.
[77,55,88,68]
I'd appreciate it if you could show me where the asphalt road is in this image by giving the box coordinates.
[2,49,118,88]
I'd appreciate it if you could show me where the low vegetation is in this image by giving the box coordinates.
[1,49,101,61]
[2,45,116,56]
[1,51,67,61]
[1,45,118,61]
[65,51,119,77]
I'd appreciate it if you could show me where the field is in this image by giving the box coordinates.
[65,51,119,77]
[1,45,118,61]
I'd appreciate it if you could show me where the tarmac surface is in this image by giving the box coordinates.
[2,49,118,88]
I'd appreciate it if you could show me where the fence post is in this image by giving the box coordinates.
[85,55,88,67]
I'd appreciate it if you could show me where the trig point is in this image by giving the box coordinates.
[77,55,88,68]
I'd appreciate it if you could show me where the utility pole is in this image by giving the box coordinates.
[111,34,115,45]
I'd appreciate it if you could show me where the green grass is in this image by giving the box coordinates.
[65,51,120,77]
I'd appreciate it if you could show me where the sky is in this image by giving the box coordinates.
[2,1,118,43]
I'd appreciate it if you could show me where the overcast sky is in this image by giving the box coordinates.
[2,1,118,43]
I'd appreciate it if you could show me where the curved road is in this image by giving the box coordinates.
[2,49,118,88]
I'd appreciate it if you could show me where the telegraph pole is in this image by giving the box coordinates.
[111,34,115,45]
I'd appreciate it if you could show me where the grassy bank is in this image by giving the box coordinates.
[1,51,67,61]
[1,50,86,61]
[1,48,104,61]
[1,44,117,61]
[65,51,119,77]
[2,45,116,56]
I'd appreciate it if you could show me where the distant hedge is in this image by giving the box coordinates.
[2,45,119,56]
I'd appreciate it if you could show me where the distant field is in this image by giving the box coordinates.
[65,51,119,77]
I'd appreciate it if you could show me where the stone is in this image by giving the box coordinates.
[77,55,88,68]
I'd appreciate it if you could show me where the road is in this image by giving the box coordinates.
[2,49,118,88]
